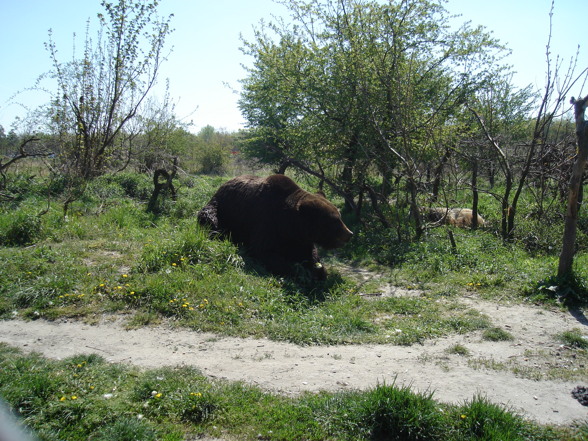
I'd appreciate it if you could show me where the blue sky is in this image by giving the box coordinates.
[0,0,586,134]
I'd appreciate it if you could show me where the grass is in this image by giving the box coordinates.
[483,327,514,342]
[0,173,499,345]
[447,344,471,356]
[1,171,588,439]
[0,344,581,441]
[558,328,588,349]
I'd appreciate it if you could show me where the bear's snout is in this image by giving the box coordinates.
[341,225,353,243]
[329,223,353,248]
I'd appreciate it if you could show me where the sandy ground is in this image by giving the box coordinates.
[1,262,588,428]
[1,292,587,428]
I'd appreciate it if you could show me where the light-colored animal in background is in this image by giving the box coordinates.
[424,207,486,228]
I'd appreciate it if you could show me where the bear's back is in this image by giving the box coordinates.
[213,174,301,244]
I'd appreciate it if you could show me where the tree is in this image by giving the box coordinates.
[46,0,173,179]
[0,137,51,192]
[558,95,588,278]
[466,78,536,241]
[240,0,505,234]
[127,87,185,173]
[467,1,587,242]
[192,126,235,175]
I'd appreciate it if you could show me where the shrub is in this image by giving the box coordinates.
[0,211,43,246]
[528,272,588,306]
[87,173,152,201]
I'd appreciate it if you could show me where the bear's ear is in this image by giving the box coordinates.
[316,190,326,198]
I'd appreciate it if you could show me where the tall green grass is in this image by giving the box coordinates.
[0,345,581,441]
[1,172,588,439]
[1,172,586,339]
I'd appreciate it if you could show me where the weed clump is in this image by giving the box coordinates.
[558,329,588,349]
[483,327,514,342]
[0,211,43,246]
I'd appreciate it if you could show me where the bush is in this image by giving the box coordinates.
[0,211,43,246]
[87,173,152,201]
[528,272,588,306]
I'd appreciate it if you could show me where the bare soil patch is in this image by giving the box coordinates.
[1,273,587,426]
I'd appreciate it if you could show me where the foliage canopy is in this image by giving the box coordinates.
[239,0,507,222]
[45,0,173,178]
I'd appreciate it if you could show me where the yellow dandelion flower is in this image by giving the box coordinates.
[71,396,78,400]
[60,396,66,401]
[154,393,162,399]
[122,274,128,278]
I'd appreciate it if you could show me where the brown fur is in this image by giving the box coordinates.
[197,174,353,279]
[424,207,486,228]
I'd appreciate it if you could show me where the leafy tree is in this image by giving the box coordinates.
[192,126,235,175]
[127,87,186,173]
[467,2,587,242]
[45,0,173,179]
[466,76,536,240]
[239,0,505,234]
[0,127,19,158]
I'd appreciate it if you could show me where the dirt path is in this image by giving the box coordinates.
[1,294,587,426]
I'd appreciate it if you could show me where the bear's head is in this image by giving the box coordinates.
[297,193,353,249]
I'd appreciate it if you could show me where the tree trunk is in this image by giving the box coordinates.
[471,157,479,230]
[147,168,176,213]
[407,177,424,239]
[431,146,452,202]
[558,95,588,277]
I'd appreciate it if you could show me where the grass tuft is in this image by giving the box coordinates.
[482,327,515,342]
[558,328,588,349]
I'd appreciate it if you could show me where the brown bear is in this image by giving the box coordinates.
[197,174,353,280]
[424,207,486,228]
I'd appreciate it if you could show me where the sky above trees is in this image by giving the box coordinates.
[0,0,586,134]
